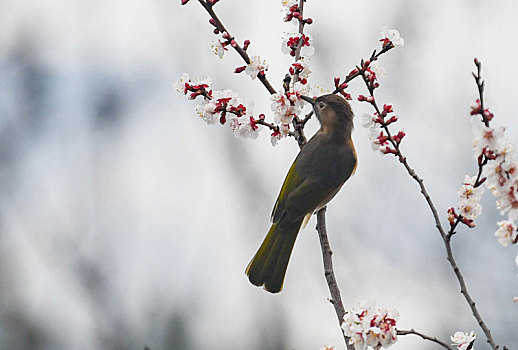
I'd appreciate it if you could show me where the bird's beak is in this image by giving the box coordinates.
[301,95,316,106]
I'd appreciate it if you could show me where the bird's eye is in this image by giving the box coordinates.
[319,102,325,109]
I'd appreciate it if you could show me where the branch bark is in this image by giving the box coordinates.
[316,208,354,350]
[397,329,453,350]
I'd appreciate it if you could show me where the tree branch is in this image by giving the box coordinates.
[316,208,354,350]
[359,60,499,350]
[397,329,453,350]
[197,0,277,95]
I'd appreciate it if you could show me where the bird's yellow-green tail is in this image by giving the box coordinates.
[245,219,303,293]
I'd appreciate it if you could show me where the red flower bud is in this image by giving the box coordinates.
[383,104,393,115]
[347,68,359,78]
[305,18,313,25]
[234,66,247,73]
[334,77,340,87]
[243,39,250,50]
[181,0,189,4]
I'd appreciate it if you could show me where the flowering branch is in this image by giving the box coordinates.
[196,0,277,95]
[397,329,453,350]
[175,2,507,349]
[359,58,500,349]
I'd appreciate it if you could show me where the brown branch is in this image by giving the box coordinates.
[256,119,296,138]
[316,208,354,350]
[197,0,277,95]
[397,329,453,350]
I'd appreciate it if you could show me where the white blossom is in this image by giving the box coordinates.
[370,61,387,78]
[362,113,378,129]
[342,300,399,350]
[472,125,506,155]
[245,55,269,80]
[495,220,517,247]
[451,331,476,350]
[195,101,218,124]
[210,39,227,59]
[229,115,260,139]
[281,0,297,7]
[381,26,404,47]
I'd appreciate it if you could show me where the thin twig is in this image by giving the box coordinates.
[316,208,354,350]
[397,329,453,350]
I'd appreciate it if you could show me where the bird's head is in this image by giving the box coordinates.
[301,94,354,136]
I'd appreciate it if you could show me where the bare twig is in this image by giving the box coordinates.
[397,329,453,350]
[316,208,354,350]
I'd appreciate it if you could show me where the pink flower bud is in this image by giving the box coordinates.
[234,66,247,73]
[243,39,250,50]
[181,0,189,4]
[334,77,340,87]
[230,40,237,48]
[209,18,217,27]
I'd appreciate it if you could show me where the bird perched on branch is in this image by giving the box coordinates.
[246,94,357,293]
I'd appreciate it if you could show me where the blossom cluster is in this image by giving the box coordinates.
[470,102,518,245]
[269,77,309,145]
[281,0,308,23]
[447,175,485,228]
[174,73,260,139]
[281,32,315,57]
[451,331,476,350]
[341,300,399,350]
[380,26,405,48]
[361,103,405,155]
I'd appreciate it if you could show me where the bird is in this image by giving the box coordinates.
[245,94,357,293]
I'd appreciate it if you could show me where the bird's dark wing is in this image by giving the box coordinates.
[271,161,304,224]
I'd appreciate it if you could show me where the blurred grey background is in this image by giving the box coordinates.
[0,0,517,349]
